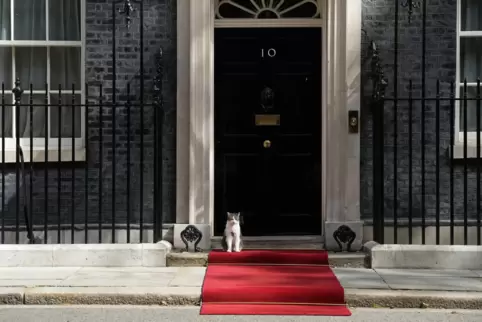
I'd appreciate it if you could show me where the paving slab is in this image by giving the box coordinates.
[59,270,178,287]
[375,268,480,278]
[0,267,80,280]
[473,271,482,278]
[376,270,482,292]
[168,267,206,287]
[332,268,389,289]
[74,267,180,274]
[344,289,482,309]
[0,280,62,287]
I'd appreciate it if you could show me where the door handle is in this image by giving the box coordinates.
[263,140,271,148]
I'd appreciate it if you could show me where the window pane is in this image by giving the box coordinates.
[460,38,482,83]
[49,0,81,41]
[50,47,81,90]
[0,0,11,40]
[14,0,46,40]
[0,47,12,137]
[216,0,321,19]
[461,0,482,31]
[18,94,46,138]
[15,47,47,90]
[49,94,81,138]
[0,47,12,87]
[0,94,12,138]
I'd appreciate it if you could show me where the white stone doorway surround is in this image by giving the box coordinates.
[175,0,363,251]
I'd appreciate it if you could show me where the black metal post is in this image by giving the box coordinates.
[112,0,117,244]
[408,80,413,244]
[477,79,481,245]
[126,84,131,243]
[85,84,89,243]
[71,85,76,243]
[420,0,427,245]
[139,0,145,243]
[463,80,468,245]
[2,83,5,244]
[98,84,104,243]
[153,47,164,242]
[12,79,22,244]
[28,85,33,243]
[371,42,387,244]
[44,84,48,243]
[449,81,455,245]
[435,80,440,244]
[57,85,62,243]
[393,0,399,244]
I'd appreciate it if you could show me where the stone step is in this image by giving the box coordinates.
[166,250,367,268]
[167,236,367,267]
[210,236,324,250]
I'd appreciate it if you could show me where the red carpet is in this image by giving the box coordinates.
[200,250,351,316]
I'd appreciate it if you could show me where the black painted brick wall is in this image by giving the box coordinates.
[360,0,481,225]
[0,0,177,235]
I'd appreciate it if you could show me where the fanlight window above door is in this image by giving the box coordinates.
[215,0,322,19]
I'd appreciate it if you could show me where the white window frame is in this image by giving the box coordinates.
[456,0,482,142]
[0,0,86,163]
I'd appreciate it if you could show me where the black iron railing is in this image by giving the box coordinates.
[0,0,166,244]
[366,0,482,245]
[0,77,165,244]
[371,79,482,245]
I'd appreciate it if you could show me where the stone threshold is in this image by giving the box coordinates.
[166,251,367,268]
[209,235,324,250]
[169,235,366,267]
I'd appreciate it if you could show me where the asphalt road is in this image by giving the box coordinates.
[0,306,481,322]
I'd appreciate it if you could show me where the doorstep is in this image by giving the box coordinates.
[168,235,367,267]
[166,251,367,267]
[166,236,368,268]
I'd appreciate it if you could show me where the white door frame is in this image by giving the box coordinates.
[175,0,362,245]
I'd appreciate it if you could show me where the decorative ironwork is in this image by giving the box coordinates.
[118,0,137,28]
[260,86,275,111]
[180,225,203,252]
[12,78,23,103]
[370,41,388,104]
[216,0,321,19]
[401,0,421,23]
[333,225,356,252]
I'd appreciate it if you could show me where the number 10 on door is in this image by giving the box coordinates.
[261,48,276,58]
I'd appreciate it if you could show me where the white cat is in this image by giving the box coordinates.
[221,212,243,252]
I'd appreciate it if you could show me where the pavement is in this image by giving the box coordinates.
[0,307,481,322]
[1,267,482,309]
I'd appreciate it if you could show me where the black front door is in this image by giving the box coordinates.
[214,28,322,236]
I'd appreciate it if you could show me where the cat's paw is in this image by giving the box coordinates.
[226,249,232,252]
[234,249,241,252]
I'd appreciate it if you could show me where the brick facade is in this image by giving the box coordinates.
[1,0,177,237]
[360,0,479,226]
[1,0,475,242]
